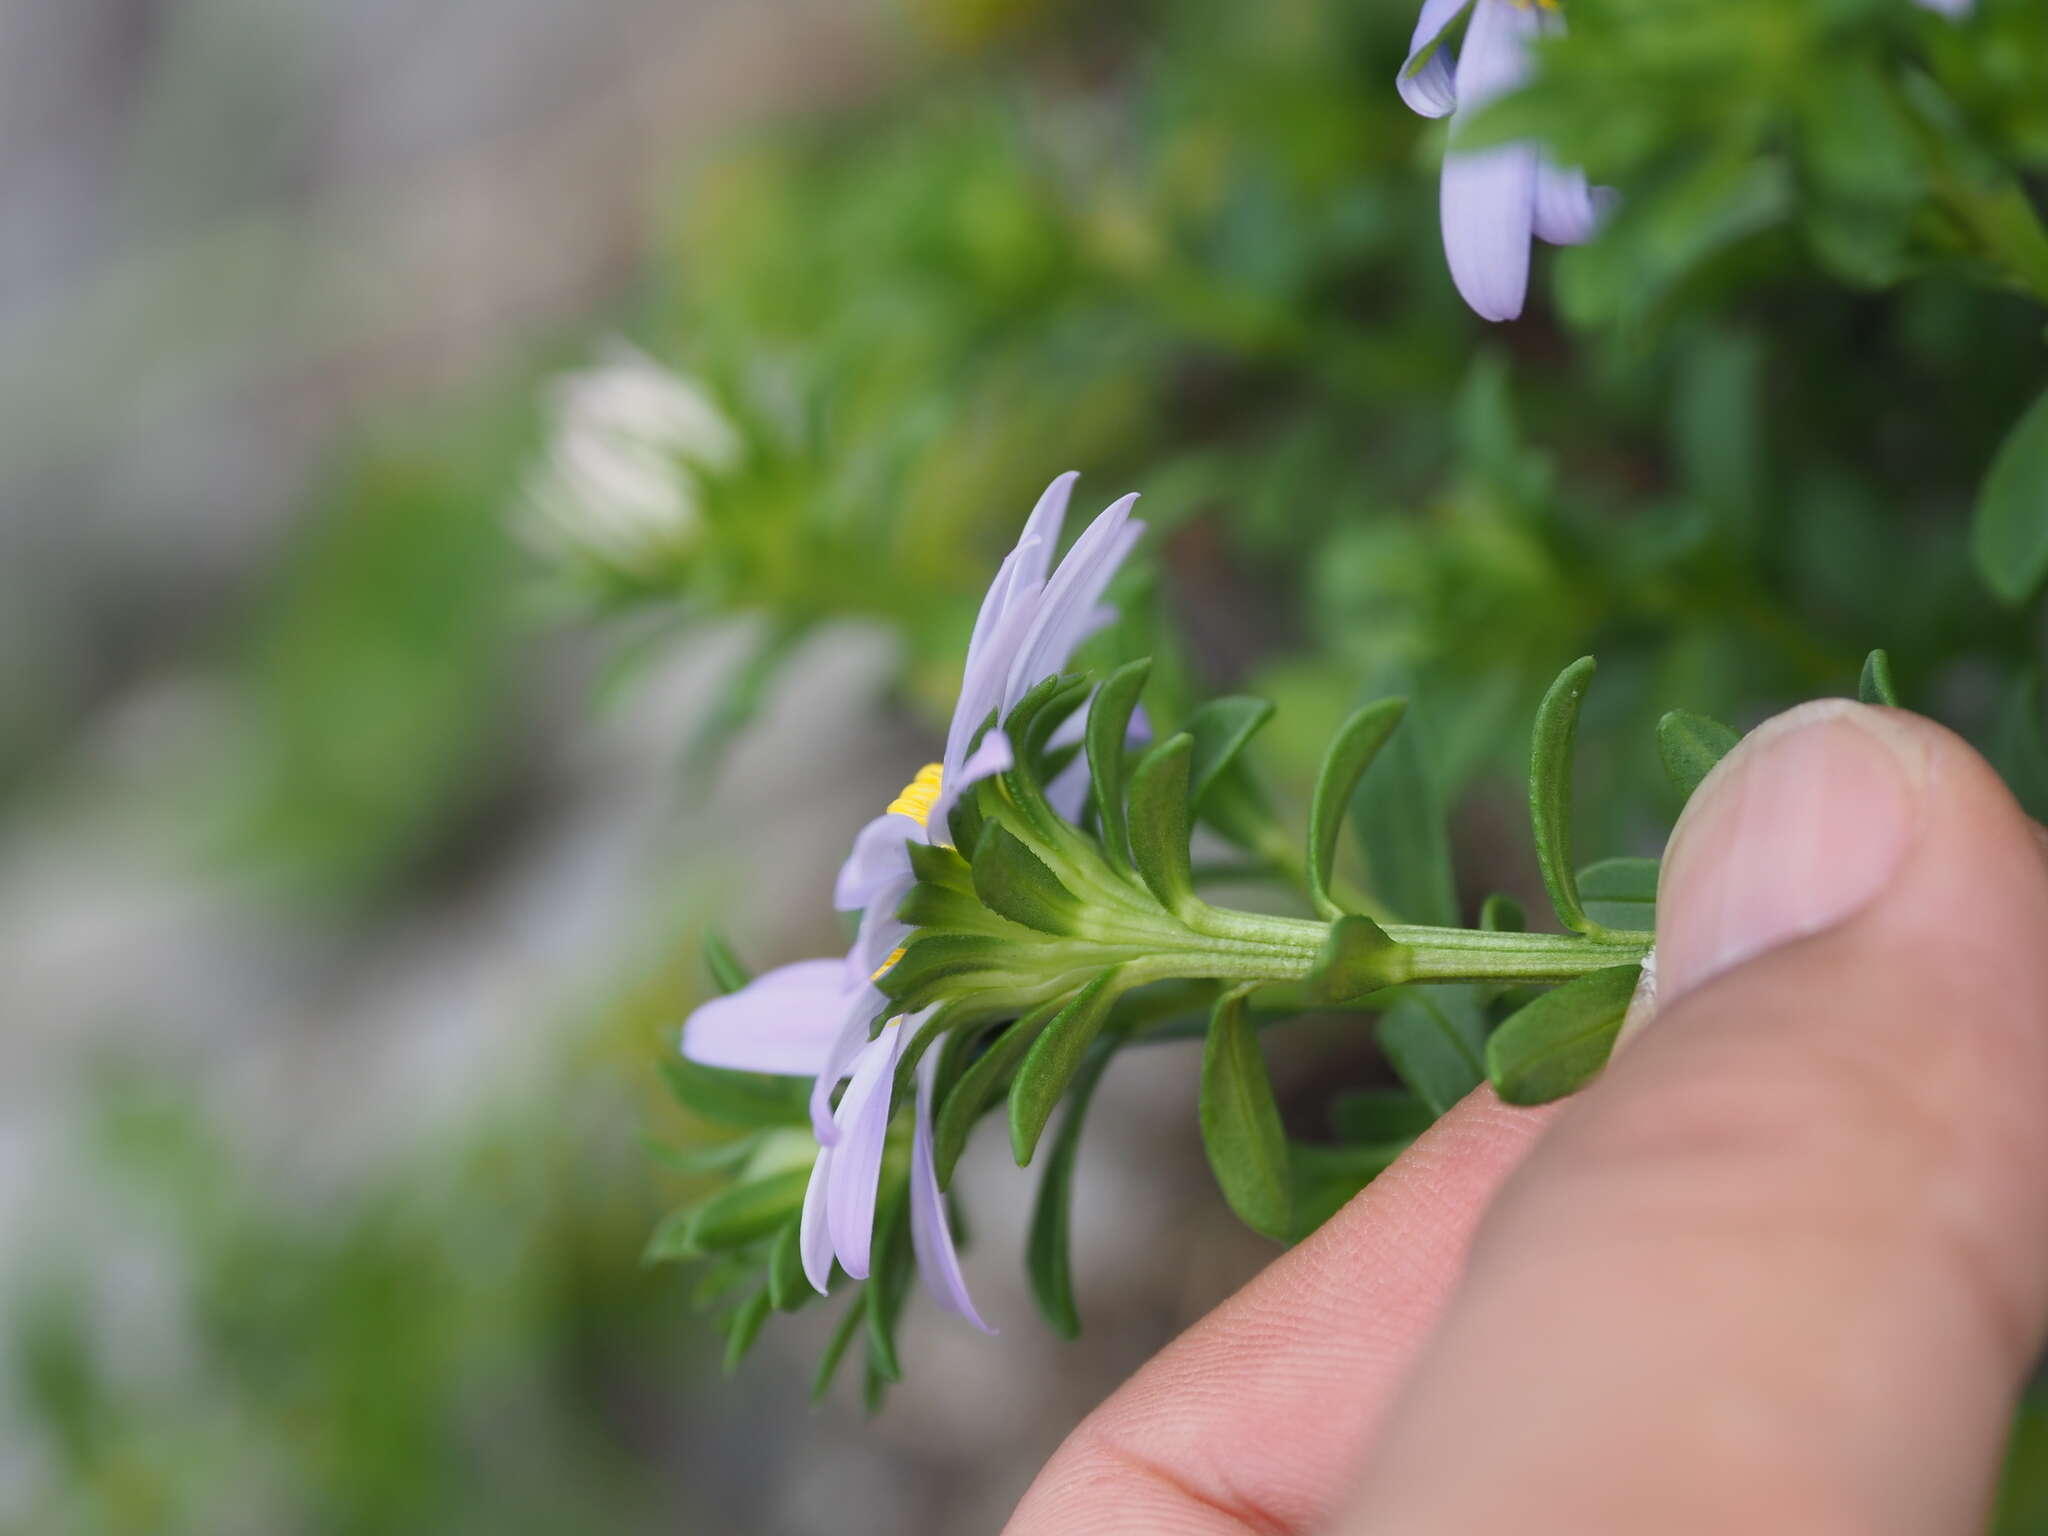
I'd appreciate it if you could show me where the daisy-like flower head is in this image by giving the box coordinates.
[522,340,743,578]
[1399,0,1609,323]
[679,473,1144,1330]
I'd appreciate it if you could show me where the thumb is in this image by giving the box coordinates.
[1338,700,2048,1534]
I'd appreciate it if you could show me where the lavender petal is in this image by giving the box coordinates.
[834,811,921,912]
[908,1047,995,1332]
[679,958,850,1074]
[1399,0,1474,117]
[823,1020,906,1280]
[800,1145,836,1293]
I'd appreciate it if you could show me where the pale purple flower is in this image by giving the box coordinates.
[678,473,1144,1327]
[1913,0,1971,14]
[1399,0,1608,322]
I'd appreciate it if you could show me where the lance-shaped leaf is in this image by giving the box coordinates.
[660,1058,810,1129]
[1487,963,1642,1105]
[1200,985,1292,1241]
[644,1134,761,1177]
[765,1216,812,1313]
[1354,687,1457,926]
[1530,656,1599,935]
[702,932,752,995]
[1026,1045,1114,1339]
[1329,1088,1436,1144]
[1307,697,1407,920]
[1010,970,1122,1164]
[1377,987,1487,1116]
[1127,733,1198,917]
[723,1287,774,1375]
[1577,856,1659,933]
[660,1166,812,1255]
[863,1194,913,1383]
[1972,384,2048,607]
[1657,710,1739,801]
[1479,893,1526,933]
[1859,649,1900,708]
[1302,913,1408,1004]
[810,1295,866,1405]
[971,822,1083,936]
[1087,658,1152,870]
[932,998,1063,1186]
[1184,696,1277,811]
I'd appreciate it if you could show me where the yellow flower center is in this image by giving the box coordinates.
[873,946,907,983]
[886,762,945,829]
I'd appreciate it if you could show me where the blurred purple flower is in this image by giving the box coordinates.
[1913,0,1971,15]
[678,474,1144,1327]
[1399,0,1608,322]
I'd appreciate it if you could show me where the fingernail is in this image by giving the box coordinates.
[1658,700,1927,1003]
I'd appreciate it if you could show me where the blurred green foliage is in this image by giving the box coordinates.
[16,0,2048,1527]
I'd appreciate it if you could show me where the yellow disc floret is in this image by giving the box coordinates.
[886,763,945,829]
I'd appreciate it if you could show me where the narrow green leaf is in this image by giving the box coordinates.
[659,1058,809,1130]
[1376,988,1487,1116]
[1127,734,1198,916]
[723,1288,774,1375]
[1972,385,2048,606]
[1087,658,1153,870]
[643,1205,699,1265]
[1010,972,1122,1165]
[1289,1141,1409,1240]
[1183,696,1277,810]
[1200,987,1292,1241]
[863,1195,913,1383]
[766,1216,811,1313]
[1026,1047,1114,1339]
[1487,964,1643,1106]
[702,932,752,995]
[1329,1088,1436,1144]
[682,1167,812,1252]
[1353,691,1458,925]
[1859,649,1900,708]
[971,822,1083,935]
[932,1000,1061,1186]
[1657,709,1740,801]
[1302,914,1409,1005]
[1529,656,1598,935]
[810,1300,865,1405]
[643,1133,761,1176]
[1307,697,1408,920]
[1479,893,1526,933]
[1577,856,1659,933]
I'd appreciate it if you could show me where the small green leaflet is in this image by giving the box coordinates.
[1306,697,1407,921]
[1486,964,1643,1106]
[1200,987,1292,1241]
[1009,971,1122,1165]
[1086,658,1152,870]
[1528,656,1598,935]
[1376,987,1487,1116]
[1656,709,1740,801]
[1026,1047,1114,1339]
[1127,734,1198,917]
[1972,385,2048,607]
[1576,856,1659,933]
[1858,649,1899,709]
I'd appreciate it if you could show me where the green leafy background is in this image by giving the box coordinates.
[10,0,2047,1531]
